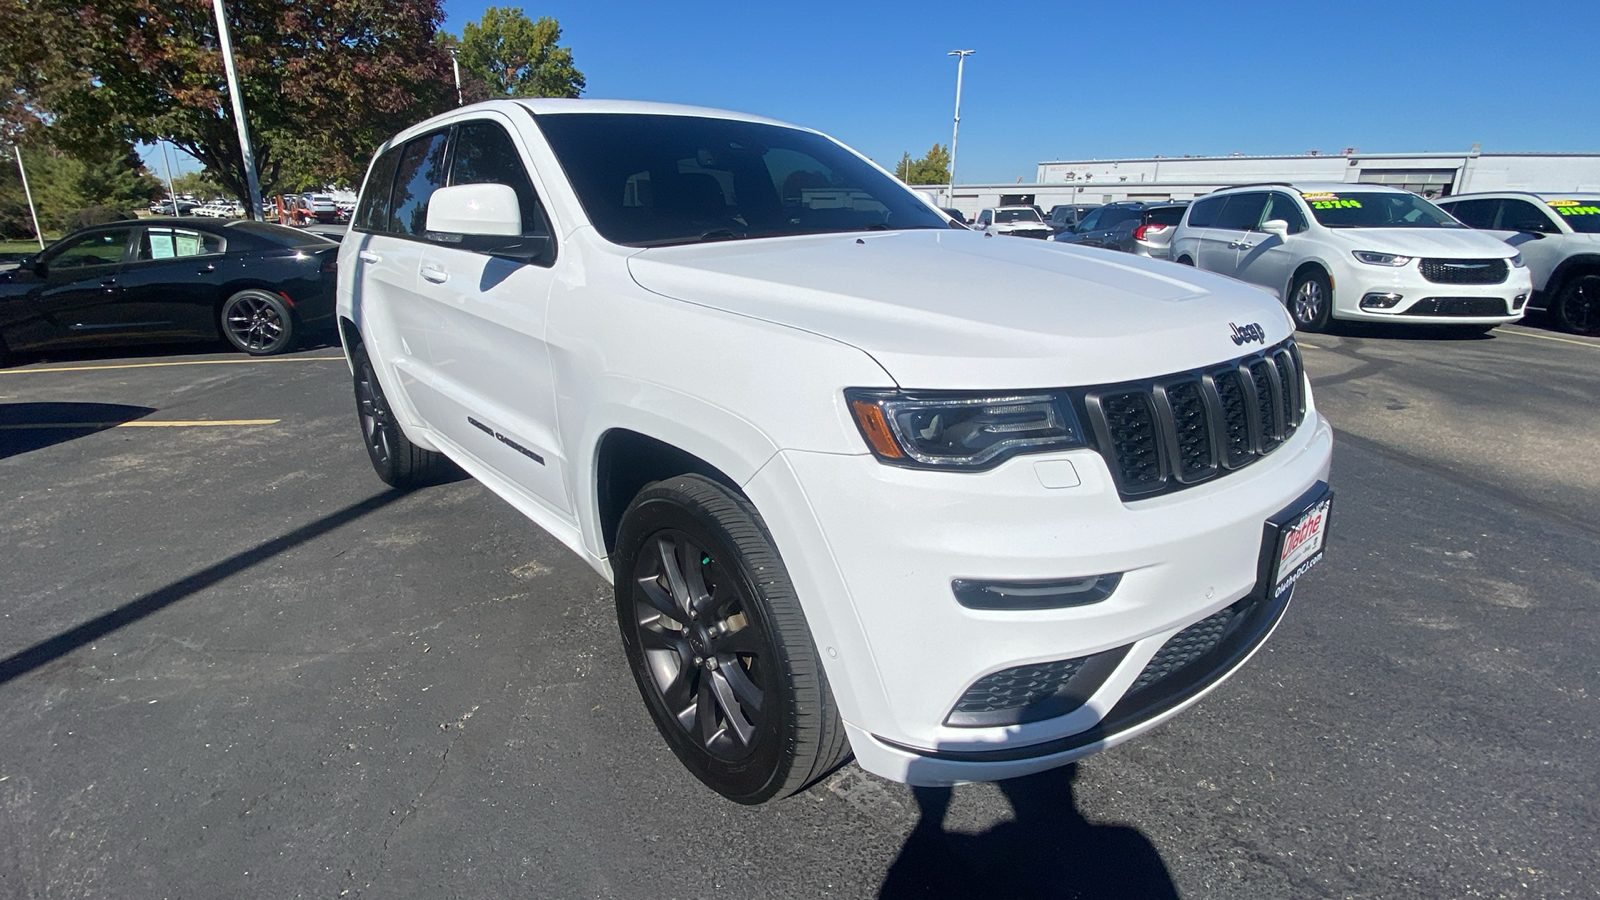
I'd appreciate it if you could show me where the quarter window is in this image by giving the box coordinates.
[389,131,451,237]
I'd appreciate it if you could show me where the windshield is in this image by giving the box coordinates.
[1302,191,1460,229]
[1548,200,1600,234]
[535,114,948,247]
[995,208,1043,224]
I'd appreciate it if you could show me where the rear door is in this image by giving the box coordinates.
[1200,192,1268,276]
[118,225,228,336]
[413,116,572,515]
[1233,192,1307,298]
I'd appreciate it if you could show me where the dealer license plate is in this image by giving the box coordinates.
[1273,497,1331,598]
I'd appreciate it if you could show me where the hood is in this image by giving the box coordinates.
[627,230,1293,389]
[1323,227,1518,258]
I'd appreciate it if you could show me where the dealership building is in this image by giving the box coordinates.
[928,148,1600,218]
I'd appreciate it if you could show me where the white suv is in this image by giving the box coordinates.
[1170,183,1532,332]
[337,100,1334,803]
[973,206,1053,239]
[1435,192,1600,335]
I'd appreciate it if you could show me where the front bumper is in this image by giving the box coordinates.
[1331,261,1533,324]
[743,409,1334,785]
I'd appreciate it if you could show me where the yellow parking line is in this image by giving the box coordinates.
[0,356,344,375]
[0,419,279,429]
[1497,329,1600,350]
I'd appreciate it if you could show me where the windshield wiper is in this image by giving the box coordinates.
[699,229,743,242]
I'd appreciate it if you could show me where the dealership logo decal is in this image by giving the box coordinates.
[1229,322,1266,345]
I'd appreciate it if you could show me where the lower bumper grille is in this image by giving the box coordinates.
[1129,601,1247,694]
[1401,297,1508,317]
[946,647,1127,728]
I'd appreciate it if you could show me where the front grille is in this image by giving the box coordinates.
[1079,339,1305,500]
[1007,229,1051,239]
[1400,297,1508,317]
[1419,258,1508,285]
[1128,597,1252,694]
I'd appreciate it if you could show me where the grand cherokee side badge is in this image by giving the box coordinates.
[1230,322,1266,345]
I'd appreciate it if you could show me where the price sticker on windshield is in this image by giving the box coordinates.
[1549,201,1600,216]
[1308,198,1362,210]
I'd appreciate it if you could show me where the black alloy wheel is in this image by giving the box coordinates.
[615,475,849,804]
[350,344,453,488]
[1555,273,1600,335]
[1288,270,1333,332]
[221,289,295,355]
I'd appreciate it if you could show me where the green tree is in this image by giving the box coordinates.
[453,8,585,99]
[895,144,951,185]
[13,0,458,208]
[0,134,160,236]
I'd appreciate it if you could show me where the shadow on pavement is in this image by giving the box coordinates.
[0,402,157,459]
[879,765,1178,900]
[0,490,407,686]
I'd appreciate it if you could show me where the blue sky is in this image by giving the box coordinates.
[154,1,1597,184]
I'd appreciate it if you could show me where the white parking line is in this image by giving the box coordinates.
[0,356,345,376]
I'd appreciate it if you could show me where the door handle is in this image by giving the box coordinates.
[420,265,449,284]
[198,263,216,274]
[1236,243,1254,251]
[100,277,117,286]
[358,251,381,264]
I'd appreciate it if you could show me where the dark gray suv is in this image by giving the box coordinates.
[1054,201,1188,259]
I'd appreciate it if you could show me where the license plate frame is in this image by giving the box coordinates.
[1271,494,1331,599]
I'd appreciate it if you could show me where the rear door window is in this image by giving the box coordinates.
[137,227,223,260]
[1213,193,1269,231]
[355,149,402,233]
[1186,195,1225,228]
[389,130,451,236]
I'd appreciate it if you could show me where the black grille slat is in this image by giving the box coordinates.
[1164,381,1214,482]
[1400,297,1509,317]
[1100,392,1164,493]
[1419,258,1508,285]
[1081,338,1305,500]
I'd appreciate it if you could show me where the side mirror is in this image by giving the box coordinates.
[18,255,45,277]
[425,183,551,263]
[1519,230,1546,240]
[1261,219,1290,239]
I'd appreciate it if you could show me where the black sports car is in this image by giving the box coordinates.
[0,218,338,365]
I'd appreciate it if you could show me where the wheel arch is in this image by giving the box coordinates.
[594,427,749,557]
[1545,253,1600,298]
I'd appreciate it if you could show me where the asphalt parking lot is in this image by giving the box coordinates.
[2,322,1597,899]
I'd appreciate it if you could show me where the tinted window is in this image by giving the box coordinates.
[1549,200,1600,233]
[535,114,946,247]
[995,208,1042,224]
[1145,206,1186,227]
[1097,206,1141,230]
[449,121,549,235]
[1075,208,1102,231]
[1498,199,1559,234]
[390,131,451,236]
[1441,198,1498,229]
[1213,193,1269,230]
[356,149,401,233]
[48,229,133,268]
[1262,193,1308,233]
[137,227,222,260]
[1186,195,1224,228]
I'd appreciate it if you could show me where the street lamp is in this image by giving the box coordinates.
[8,145,44,249]
[947,49,974,205]
[447,46,463,106]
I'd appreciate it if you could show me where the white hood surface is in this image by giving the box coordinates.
[1325,227,1520,258]
[628,229,1292,389]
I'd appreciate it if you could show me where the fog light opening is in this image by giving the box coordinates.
[1360,292,1403,311]
[1513,293,1529,311]
[952,573,1121,610]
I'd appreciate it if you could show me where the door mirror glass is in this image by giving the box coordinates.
[1261,219,1290,239]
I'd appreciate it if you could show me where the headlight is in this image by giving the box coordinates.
[1510,253,1526,268]
[845,389,1086,469]
[1352,251,1413,266]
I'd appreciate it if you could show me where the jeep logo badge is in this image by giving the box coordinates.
[1229,322,1266,345]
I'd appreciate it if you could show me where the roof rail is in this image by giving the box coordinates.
[1223,182,1295,191]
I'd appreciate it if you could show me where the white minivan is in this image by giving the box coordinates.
[1170,183,1532,332]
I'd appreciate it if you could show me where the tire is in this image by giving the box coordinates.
[614,475,850,804]
[1175,256,1195,266]
[350,344,455,488]
[1287,269,1333,332]
[1553,273,1600,336]
[220,289,296,355]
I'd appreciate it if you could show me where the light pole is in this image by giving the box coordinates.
[947,50,974,206]
[9,144,44,249]
[212,0,264,220]
[447,46,464,106]
[158,141,181,216]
